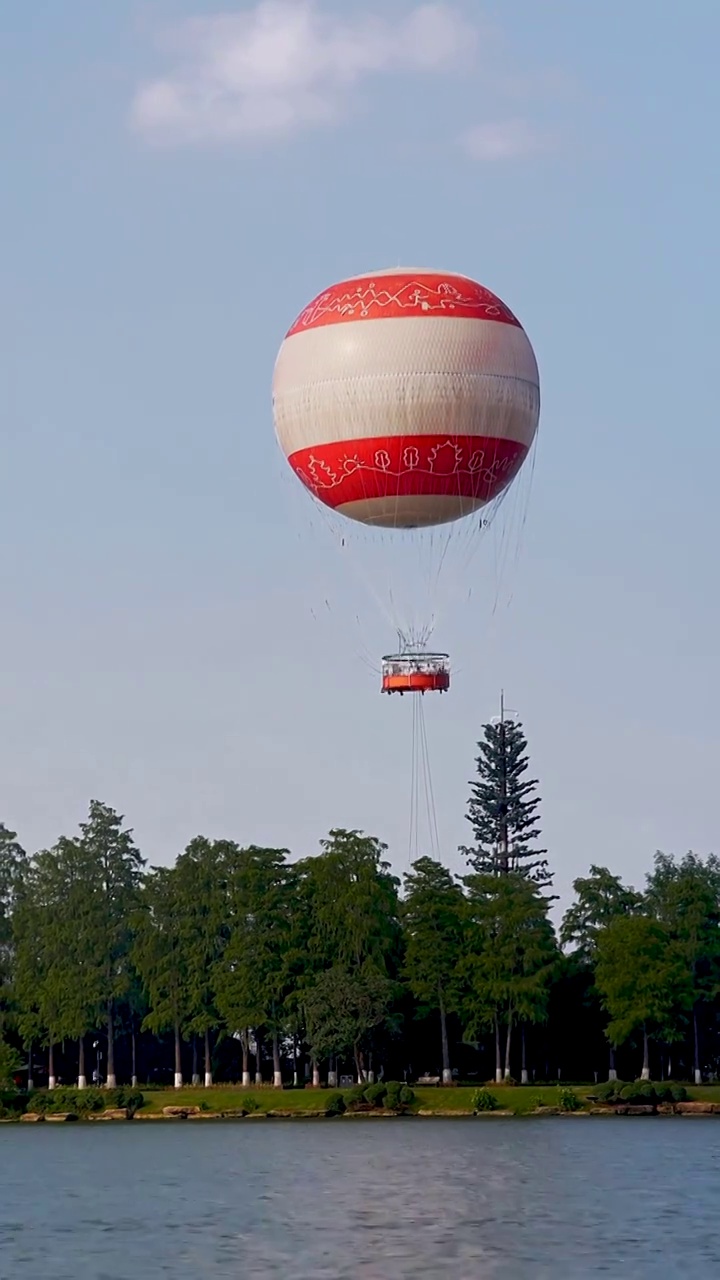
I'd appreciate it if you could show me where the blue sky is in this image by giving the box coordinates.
[2,0,718,908]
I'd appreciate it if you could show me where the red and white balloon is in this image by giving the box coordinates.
[272,268,539,529]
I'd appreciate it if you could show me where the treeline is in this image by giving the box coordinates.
[1,719,719,1091]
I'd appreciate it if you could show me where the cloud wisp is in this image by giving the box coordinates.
[130,1,476,146]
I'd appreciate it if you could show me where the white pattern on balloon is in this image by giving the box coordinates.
[296,440,516,495]
[292,278,518,331]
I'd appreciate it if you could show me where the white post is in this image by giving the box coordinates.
[204,1072,213,1088]
[242,1071,251,1087]
[273,1071,283,1089]
[77,1075,87,1090]
[327,1071,337,1088]
[48,1075,56,1090]
[174,1072,183,1089]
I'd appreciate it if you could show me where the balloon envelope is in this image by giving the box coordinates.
[272,267,539,529]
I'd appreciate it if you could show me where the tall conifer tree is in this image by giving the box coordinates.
[460,709,552,889]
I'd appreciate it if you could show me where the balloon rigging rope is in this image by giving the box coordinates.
[408,694,440,868]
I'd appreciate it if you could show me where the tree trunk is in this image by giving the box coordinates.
[494,1016,502,1084]
[439,982,452,1084]
[241,1029,251,1088]
[640,1025,650,1080]
[254,1030,263,1086]
[504,1018,512,1080]
[693,1006,702,1085]
[272,1032,282,1088]
[608,1045,617,1082]
[204,1027,213,1088]
[354,1046,366,1083]
[106,1001,116,1088]
[191,1036,200,1086]
[27,1042,34,1092]
[312,1057,321,1088]
[292,1035,299,1087]
[77,1036,87,1089]
[48,1042,56,1090]
[131,1028,138,1088]
[520,1024,529,1085]
[174,1021,183,1088]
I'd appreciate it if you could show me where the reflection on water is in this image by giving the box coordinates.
[2,1117,720,1278]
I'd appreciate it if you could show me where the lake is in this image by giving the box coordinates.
[2,1117,720,1277]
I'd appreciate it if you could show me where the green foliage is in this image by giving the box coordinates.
[344,1084,368,1105]
[238,1094,261,1113]
[364,1082,387,1105]
[461,873,557,1065]
[0,1088,29,1118]
[303,964,397,1068]
[0,1032,21,1087]
[595,915,693,1051]
[399,1085,415,1105]
[324,1091,347,1116]
[556,1086,581,1111]
[561,867,642,963]
[472,1087,499,1111]
[460,717,551,887]
[618,1081,656,1105]
[27,1086,143,1117]
[592,1080,627,1103]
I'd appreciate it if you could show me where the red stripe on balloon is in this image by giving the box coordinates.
[287,434,528,511]
[285,273,522,337]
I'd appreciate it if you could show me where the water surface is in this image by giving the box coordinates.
[2,1117,719,1278]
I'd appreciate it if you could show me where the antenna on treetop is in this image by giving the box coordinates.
[491,690,519,726]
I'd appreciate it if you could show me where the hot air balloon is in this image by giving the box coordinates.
[272,267,540,695]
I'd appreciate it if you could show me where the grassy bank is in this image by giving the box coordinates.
[137,1083,720,1116]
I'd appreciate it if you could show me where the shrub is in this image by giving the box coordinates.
[557,1087,581,1112]
[619,1081,656,1106]
[531,1093,546,1109]
[344,1084,369,1107]
[399,1086,415,1106]
[381,1081,407,1111]
[363,1083,387,1107]
[325,1091,346,1117]
[239,1094,261,1114]
[670,1083,688,1103]
[0,1089,29,1116]
[472,1088,499,1112]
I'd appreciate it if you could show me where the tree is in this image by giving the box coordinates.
[594,914,693,1079]
[301,830,402,1082]
[173,837,229,1086]
[303,964,396,1081]
[402,857,465,1084]
[215,846,292,1088]
[561,866,642,964]
[14,837,107,1088]
[560,865,642,1080]
[0,824,27,1032]
[645,852,720,1083]
[461,872,557,1082]
[460,715,552,888]
[0,1030,20,1087]
[77,801,146,1087]
[133,867,192,1088]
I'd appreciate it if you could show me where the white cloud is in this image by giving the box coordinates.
[130,1,477,146]
[460,119,552,161]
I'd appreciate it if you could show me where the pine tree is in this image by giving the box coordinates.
[460,711,552,887]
